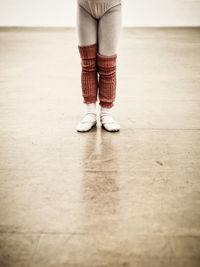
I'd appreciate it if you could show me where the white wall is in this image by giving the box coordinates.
[0,0,200,27]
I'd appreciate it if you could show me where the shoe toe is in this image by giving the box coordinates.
[103,122,120,132]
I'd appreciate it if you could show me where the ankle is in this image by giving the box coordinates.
[100,107,112,116]
[85,102,97,115]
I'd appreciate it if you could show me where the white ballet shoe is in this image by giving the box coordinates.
[100,114,120,132]
[100,107,120,132]
[76,113,97,132]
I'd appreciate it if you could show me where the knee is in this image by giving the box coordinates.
[97,53,117,77]
[78,43,98,72]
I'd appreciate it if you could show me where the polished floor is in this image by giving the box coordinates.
[0,27,200,267]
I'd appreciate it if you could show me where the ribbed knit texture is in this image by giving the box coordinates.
[78,43,98,104]
[97,52,117,108]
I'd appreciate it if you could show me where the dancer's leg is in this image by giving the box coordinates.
[76,3,98,104]
[76,3,98,132]
[97,4,122,131]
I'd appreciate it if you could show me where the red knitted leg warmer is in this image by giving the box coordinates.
[78,43,98,104]
[97,53,117,108]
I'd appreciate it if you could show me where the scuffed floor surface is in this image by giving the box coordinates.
[0,27,200,267]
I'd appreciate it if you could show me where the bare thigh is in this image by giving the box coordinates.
[76,3,98,46]
[98,4,122,56]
